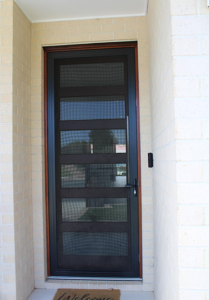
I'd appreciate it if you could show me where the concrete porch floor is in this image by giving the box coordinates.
[27,289,155,300]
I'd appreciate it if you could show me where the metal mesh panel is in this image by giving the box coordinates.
[61,164,126,188]
[60,62,124,87]
[61,129,126,154]
[63,232,128,256]
[62,198,127,222]
[60,95,125,121]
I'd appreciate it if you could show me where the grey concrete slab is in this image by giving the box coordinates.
[27,289,57,300]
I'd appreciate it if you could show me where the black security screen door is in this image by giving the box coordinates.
[47,46,139,278]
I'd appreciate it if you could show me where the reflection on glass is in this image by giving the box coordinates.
[63,232,128,256]
[61,164,126,188]
[60,62,124,87]
[60,95,125,121]
[61,129,126,154]
[62,198,127,222]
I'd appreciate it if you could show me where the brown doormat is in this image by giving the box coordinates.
[53,289,120,300]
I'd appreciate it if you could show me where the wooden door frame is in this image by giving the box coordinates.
[44,41,142,278]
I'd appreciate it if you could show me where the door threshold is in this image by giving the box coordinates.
[47,276,142,281]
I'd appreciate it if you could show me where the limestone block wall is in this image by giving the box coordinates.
[13,2,33,300]
[30,16,154,291]
[147,1,178,300]
[0,1,16,299]
[0,1,33,299]
[148,0,209,299]
[170,0,209,299]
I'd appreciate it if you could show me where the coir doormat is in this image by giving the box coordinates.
[53,289,120,300]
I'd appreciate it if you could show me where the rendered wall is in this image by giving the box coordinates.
[30,16,154,292]
[0,1,33,300]
[148,0,209,300]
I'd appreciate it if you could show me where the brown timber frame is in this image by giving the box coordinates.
[44,41,142,278]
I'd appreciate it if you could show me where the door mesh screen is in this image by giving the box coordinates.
[60,62,124,87]
[60,95,125,121]
[63,232,128,256]
[61,129,126,154]
[62,198,127,222]
[53,54,136,276]
[61,164,126,188]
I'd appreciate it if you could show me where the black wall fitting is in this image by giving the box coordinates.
[148,153,153,168]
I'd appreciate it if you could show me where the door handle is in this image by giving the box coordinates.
[125,179,139,197]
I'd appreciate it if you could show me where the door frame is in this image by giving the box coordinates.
[44,41,142,278]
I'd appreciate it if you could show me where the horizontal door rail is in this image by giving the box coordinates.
[60,153,127,164]
[59,222,128,232]
[59,86,126,97]
[60,188,130,198]
[57,55,127,66]
[59,119,126,130]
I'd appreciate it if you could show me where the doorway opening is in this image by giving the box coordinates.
[44,42,142,279]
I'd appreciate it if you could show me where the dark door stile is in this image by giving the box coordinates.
[45,43,141,279]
